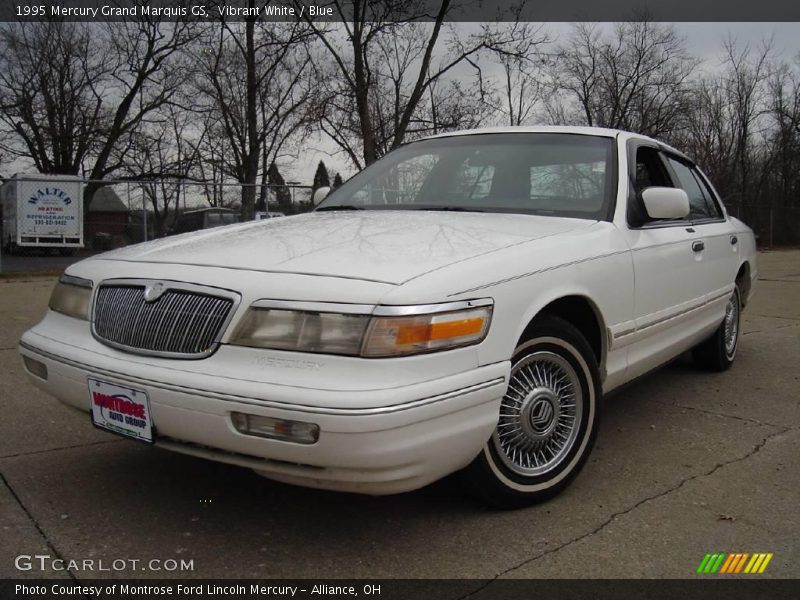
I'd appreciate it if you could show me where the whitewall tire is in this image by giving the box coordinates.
[462,314,601,508]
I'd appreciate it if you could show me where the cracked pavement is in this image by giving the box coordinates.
[0,251,797,580]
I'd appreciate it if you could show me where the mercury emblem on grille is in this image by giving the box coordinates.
[143,282,166,302]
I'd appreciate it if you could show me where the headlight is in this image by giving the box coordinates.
[49,274,93,320]
[229,299,492,357]
[231,307,371,355]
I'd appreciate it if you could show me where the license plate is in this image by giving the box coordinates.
[88,378,154,443]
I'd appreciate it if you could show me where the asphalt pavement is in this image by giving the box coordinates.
[0,250,94,274]
[0,251,797,581]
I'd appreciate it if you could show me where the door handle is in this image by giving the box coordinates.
[730,235,738,245]
[692,241,705,252]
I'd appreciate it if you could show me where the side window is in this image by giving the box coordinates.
[690,170,723,220]
[665,157,719,221]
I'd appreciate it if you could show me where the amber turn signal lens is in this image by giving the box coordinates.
[396,317,486,345]
[363,307,492,357]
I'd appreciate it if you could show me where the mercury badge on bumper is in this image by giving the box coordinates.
[19,127,757,508]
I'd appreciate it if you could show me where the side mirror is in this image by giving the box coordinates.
[312,186,330,207]
[641,187,690,220]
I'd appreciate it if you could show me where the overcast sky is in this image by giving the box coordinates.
[678,22,800,63]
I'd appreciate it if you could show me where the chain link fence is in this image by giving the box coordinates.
[116,180,315,248]
[724,203,800,248]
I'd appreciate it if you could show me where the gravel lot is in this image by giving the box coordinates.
[1,251,797,581]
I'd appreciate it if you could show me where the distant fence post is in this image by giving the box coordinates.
[769,206,774,248]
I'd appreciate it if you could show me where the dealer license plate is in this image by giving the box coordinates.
[88,378,154,443]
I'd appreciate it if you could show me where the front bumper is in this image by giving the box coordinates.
[19,315,509,495]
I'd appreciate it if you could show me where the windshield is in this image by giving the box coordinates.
[317,133,616,219]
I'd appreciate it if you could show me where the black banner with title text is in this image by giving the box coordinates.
[4,0,800,23]
[3,579,800,600]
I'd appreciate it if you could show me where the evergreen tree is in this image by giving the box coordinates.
[267,162,293,212]
[333,172,344,188]
[312,160,331,191]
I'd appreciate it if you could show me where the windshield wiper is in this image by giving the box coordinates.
[416,206,485,212]
[315,205,364,211]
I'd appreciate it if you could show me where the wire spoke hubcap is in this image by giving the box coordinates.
[493,350,583,477]
[724,294,739,356]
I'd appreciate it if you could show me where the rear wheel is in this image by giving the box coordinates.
[461,315,601,509]
[692,285,741,372]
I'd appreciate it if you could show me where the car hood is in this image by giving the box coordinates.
[95,211,596,285]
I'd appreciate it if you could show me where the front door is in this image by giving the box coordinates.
[621,143,709,379]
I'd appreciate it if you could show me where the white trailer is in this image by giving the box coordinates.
[1,174,84,254]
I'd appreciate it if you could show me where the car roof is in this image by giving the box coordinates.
[422,125,620,140]
[418,125,688,162]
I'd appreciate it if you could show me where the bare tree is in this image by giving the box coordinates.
[677,78,736,190]
[498,56,546,126]
[553,21,698,138]
[194,114,235,208]
[0,19,200,210]
[191,12,313,220]
[304,1,539,168]
[121,104,202,236]
[720,38,773,203]
[766,61,800,207]
[0,22,108,175]
[84,19,201,205]
[675,39,773,206]
[483,37,555,127]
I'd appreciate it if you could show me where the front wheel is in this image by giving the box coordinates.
[461,315,601,509]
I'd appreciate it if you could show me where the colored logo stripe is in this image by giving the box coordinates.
[720,553,748,573]
[734,553,750,573]
[697,552,773,574]
[720,553,737,573]
[696,553,713,573]
[744,553,774,574]
[697,553,726,573]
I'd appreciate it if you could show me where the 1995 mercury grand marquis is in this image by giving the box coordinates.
[19,127,756,507]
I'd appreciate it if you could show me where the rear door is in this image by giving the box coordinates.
[662,155,739,306]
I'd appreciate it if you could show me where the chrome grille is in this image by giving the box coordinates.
[92,282,236,358]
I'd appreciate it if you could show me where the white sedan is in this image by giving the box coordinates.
[19,127,757,507]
